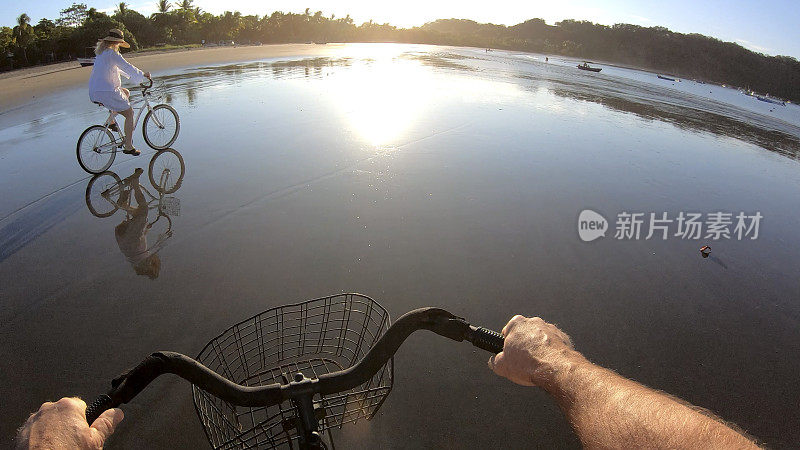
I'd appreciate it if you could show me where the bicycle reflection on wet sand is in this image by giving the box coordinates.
[85,149,185,279]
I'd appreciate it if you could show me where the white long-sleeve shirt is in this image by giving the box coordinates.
[88,49,146,94]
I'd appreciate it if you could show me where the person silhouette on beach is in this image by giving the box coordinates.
[109,168,161,279]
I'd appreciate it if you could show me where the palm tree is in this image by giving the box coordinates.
[174,0,195,41]
[16,13,30,28]
[116,2,128,15]
[224,10,242,36]
[157,0,171,13]
[13,14,32,64]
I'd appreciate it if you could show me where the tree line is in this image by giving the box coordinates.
[2,3,799,102]
[423,18,799,102]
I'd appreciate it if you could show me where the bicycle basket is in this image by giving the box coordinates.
[160,196,180,216]
[192,293,393,449]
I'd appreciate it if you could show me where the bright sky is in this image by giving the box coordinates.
[2,0,799,58]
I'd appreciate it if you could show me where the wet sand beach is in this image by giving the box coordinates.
[1,44,800,448]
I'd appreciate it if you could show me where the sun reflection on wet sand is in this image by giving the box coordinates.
[325,54,528,147]
[330,59,434,146]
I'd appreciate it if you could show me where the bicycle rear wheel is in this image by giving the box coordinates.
[142,104,180,149]
[85,172,122,218]
[77,126,117,174]
[148,148,185,194]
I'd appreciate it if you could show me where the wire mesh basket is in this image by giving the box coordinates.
[159,196,180,216]
[192,293,393,449]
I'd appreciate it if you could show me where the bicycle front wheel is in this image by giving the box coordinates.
[142,104,180,150]
[77,126,117,174]
[148,148,185,194]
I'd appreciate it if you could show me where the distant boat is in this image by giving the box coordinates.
[77,46,95,66]
[577,62,601,72]
[756,95,786,106]
[657,74,676,81]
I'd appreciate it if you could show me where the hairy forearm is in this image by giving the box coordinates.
[544,353,757,449]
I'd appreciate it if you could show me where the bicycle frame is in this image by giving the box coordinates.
[102,87,166,143]
[100,178,159,211]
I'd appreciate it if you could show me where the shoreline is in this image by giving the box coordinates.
[0,46,203,81]
[0,44,342,113]
[1,42,788,116]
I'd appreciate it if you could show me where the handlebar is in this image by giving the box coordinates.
[139,77,154,95]
[86,308,504,423]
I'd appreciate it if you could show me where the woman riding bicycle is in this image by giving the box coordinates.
[88,29,151,156]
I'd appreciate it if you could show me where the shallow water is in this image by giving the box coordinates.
[1,44,799,448]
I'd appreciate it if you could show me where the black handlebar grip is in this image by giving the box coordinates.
[471,327,505,354]
[86,394,114,424]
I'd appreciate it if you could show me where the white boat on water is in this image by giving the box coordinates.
[77,46,95,66]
